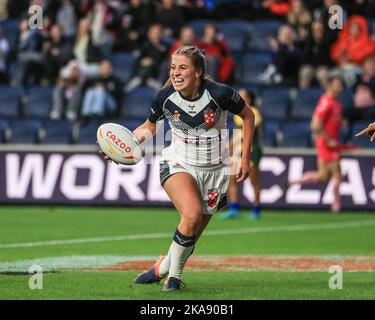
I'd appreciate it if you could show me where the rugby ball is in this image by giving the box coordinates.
[97,123,144,165]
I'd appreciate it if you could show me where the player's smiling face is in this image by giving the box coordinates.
[170,54,202,98]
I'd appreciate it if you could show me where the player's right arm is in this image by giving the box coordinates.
[355,122,375,141]
[310,115,337,148]
[132,120,160,143]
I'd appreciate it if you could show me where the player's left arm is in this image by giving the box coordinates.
[236,103,255,182]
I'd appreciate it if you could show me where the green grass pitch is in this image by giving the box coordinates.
[0,206,374,300]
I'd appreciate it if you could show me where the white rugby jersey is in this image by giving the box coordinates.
[148,79,245,167]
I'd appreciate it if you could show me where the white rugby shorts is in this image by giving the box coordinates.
[159,147,229,215]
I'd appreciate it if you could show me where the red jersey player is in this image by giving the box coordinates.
[287,75,345,212]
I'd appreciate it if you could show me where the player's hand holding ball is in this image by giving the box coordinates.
[96,123,144,165]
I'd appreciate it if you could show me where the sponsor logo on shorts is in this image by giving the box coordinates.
[207,188,219,208]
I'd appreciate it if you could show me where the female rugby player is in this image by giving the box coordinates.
[103,46,255,291]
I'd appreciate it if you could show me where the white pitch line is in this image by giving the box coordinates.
[1,219,375,249]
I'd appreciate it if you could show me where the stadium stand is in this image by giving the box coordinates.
[250,20,282,52]
[121,87,158,119]
[24,86,53,118]
[109,53,137,84]
[0,86,23,118]
[41,120,74,145]
[219,19,250,54]
[188,19,215,38]
[241,52,272,85]
[260,87,290,120]
[8,119,42,144]
[263,120,281,147]
[0,119,7,143]
[293,88,324,120]
[0,1,374,149]
[281,121,312,148]
[76,119,105,145]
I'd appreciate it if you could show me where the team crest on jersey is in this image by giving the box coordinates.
[174,110,180,121]
[204,107,215,126]
[207,188,219,208]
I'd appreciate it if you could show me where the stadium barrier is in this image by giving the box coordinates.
[0,145,375,210]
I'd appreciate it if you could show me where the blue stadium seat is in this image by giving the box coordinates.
[9,119,42,144]
[351,121,375,148]
[117,118,144,131]
[241,52,272,85]
[42,120,74,144]
[0,86,23,118]
[340,89,354,110]
[293,88,324,120]
[219,19,250,53]
[122,87,157,119]
[110,53,136,84]
[0,19,19,54]
[25,86,53,118]
[76,120,105,144]
[261,130,277,147]
[0,119,8,143]
[281,121,311,147]
[260,88,290,120]
[262,120,281,146]
[188,19,215,38]
[250,20,282,52]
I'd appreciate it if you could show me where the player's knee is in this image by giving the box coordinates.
[181,209,202,232]
[317,172,329,182]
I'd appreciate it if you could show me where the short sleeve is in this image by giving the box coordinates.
[313,96,331,123]
[148,91,166,123]
[222,85,245,115]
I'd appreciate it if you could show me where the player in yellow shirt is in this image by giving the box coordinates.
[220,89,263,220]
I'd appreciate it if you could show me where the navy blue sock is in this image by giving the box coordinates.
[173,229,196,247]
[252,205,261,216]
[229,202,239,211]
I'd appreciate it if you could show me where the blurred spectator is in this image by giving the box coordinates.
[81,60,123,118]
[6,0,29,19]
[261,0,292,17]
[331,15,375,87]
[43,24,74,85]
[73,18,102,79]
[122,0,155,43]
[0,0,8,21]
[341,0,374,18]
[125,23,168,92]
[17,18,44,86]
[168,25,202,57]
[56,0,78,41]
[344,55,375,122]
[299,20,334,88]
[313,0,342,45]
[156,0,185,39]
[87,0,120,57]
[287,0,312,29]
[113,0,154,51]
[179,0,207,20]
[0,26,9,84]
[50,60,85,121]
[200,24,234,84]
[258,24,301,86]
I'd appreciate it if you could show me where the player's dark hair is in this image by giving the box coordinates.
[326,74,344,85]
[163,45,206,88]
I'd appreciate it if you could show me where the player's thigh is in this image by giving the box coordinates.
[329,160,342,180]
[163,172,203,218]
[317,160,330,181]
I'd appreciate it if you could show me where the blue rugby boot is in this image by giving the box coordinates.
[134,255,165,284]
